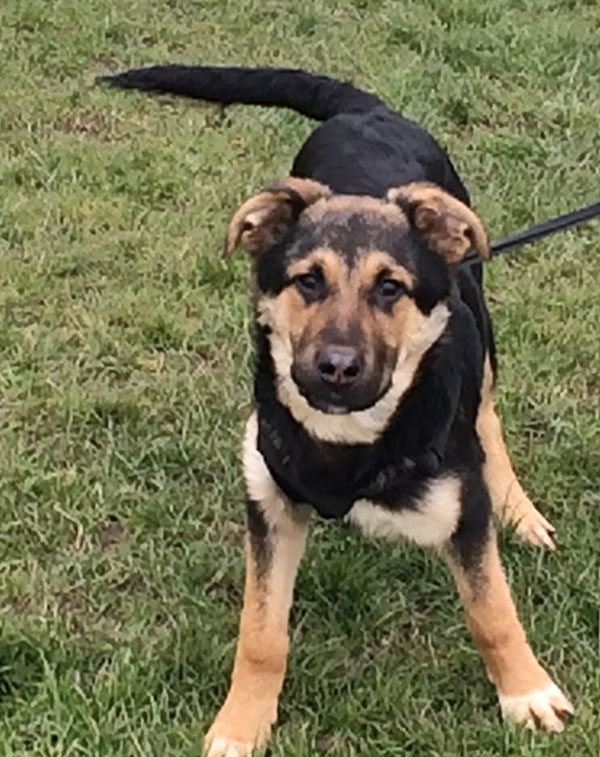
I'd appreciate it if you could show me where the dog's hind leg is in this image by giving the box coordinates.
[205,415,310,757]
[476,355,556,549]
[446,528,573,732]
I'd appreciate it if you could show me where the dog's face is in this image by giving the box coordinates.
[253,197,452,415]
[227,178,489,430]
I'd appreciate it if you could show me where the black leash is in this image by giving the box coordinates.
[462,200,600,266]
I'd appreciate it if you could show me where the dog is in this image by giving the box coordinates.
[101,65,573,755]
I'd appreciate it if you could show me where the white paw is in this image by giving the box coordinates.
[204,707,273,757]
[514,507,556,550]
[205,737,254,757]
[499,683,574,733]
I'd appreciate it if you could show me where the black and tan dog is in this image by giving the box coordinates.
[102,66,573,754]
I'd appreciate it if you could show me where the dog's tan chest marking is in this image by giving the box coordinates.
[345,475,461,547]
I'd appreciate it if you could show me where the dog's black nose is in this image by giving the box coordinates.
[316,346,363,385]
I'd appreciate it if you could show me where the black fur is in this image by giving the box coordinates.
[245,499,272,579]
[102,65,492,570]
[292,107,470,202]
[99,65,383,121]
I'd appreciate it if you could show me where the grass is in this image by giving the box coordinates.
[1,0,599,754]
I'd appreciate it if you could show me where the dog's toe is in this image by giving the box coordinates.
[499,683,573,733]
[205,737,254,757]
[204,704,273,757]
[515,508,556,550]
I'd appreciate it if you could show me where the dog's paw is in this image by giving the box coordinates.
[499,683,573,733]
[204,698,275,757]
[204,736,255,757]
[514,506,556,550]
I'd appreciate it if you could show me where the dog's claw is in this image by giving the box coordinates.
[555,708,574,723]
[499,683,574,733]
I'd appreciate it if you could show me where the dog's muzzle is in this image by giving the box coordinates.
[291,345,386,414]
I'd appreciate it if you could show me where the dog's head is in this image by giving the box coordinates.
[226,177,489,439]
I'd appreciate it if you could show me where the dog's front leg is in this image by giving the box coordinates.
[477,355,556,549]
[446,531,573,732]
[205,415,309,757]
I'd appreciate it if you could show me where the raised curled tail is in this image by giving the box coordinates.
[98,65,384,121]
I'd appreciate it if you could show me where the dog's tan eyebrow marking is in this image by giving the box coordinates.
[357,251,415,290]
[287,247,348,283]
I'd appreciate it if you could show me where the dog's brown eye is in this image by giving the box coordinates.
[295,271,324,300]
[377,278,406,300]
[298,273,318,290]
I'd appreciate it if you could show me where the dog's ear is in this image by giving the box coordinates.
[225,177,331,257]
[387,182,490,264]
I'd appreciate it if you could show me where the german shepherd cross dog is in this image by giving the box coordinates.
[102,66,573,754]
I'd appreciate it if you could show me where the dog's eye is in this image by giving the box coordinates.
[295,271,324,300]
[376,278,406,301]
[297,273,318,290]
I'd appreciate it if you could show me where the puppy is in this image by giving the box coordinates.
[102,66,572,754]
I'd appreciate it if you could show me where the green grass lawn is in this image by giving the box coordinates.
[1,0,599,754]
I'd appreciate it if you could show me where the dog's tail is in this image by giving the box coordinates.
[98,65,384,121]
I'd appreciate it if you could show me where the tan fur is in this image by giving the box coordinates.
[357,251,415,291]
[477,356,556,549]
[205,415,310,755]
[445,533,572,730]
[287,246,348,283]
[387,182,490,262]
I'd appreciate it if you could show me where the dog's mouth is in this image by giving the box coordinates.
[308,392,354,415]
[291,374,391,415]
[323,403,351,415]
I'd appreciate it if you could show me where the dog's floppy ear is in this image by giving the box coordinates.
[387,182,490,264]
[225,177,331,257]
